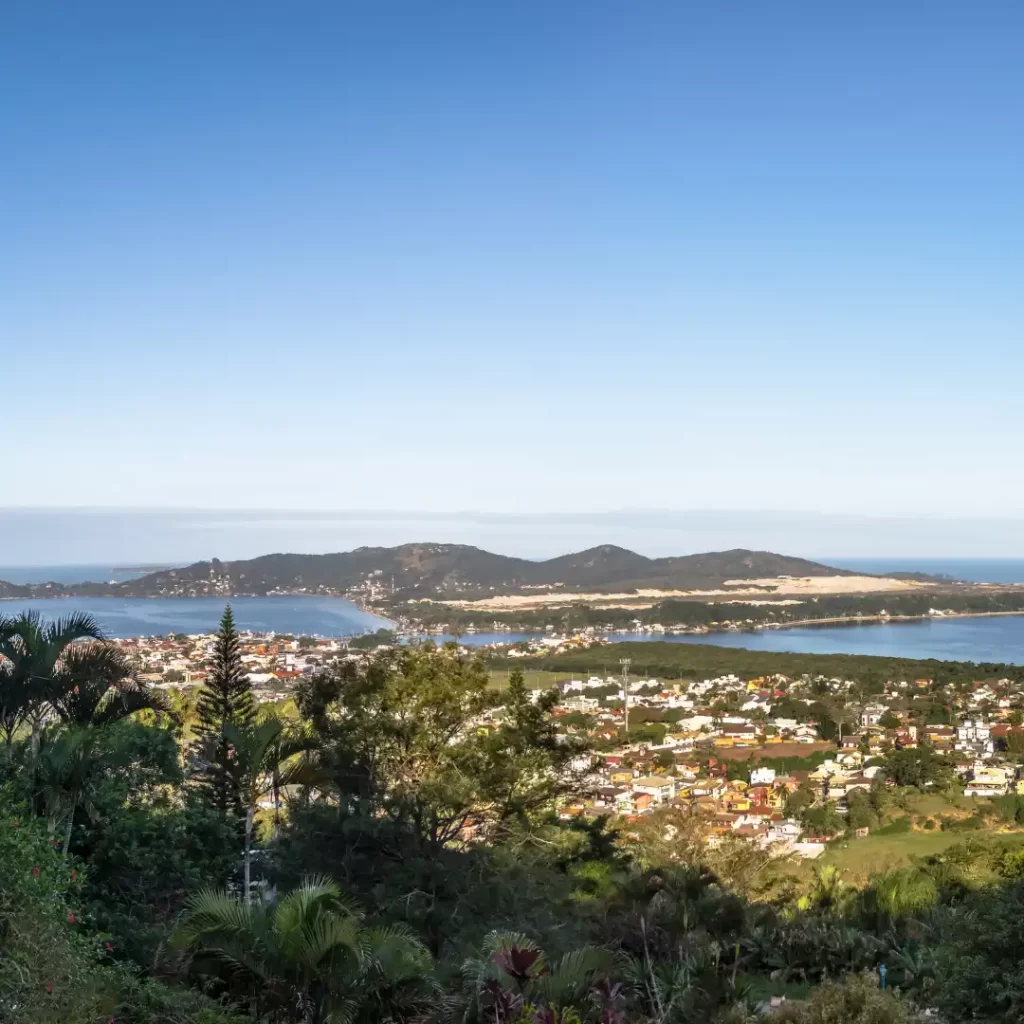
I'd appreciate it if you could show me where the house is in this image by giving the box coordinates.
[926,725,956,748]
[956,720,994,758]
[632,792,654,814]
[767,820,802,844]
[750,767,777,786]
[592,786,627,808]
[860,704,888,727]
[964,764,1008,797]
[791,724,820,743]
[721,723,759,742]
[632,777,677,805]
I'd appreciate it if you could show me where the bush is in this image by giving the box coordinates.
[930,879,1024,1022]
[772,972,907,1024]
[0,794,243,1024]
[874,816,912,836]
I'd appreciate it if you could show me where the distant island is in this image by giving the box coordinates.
[0,544,873,601]
[4,543,1023,637]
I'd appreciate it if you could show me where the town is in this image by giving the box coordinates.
[116,628,1024,860]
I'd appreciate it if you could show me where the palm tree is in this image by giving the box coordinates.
[46,643,170,727]
[223,714,318,902]
[173,875,432,1024]
[33,726,102,854]
[0,611,105,749]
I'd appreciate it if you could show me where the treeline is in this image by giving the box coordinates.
[521,640,1023,688]
[405,587,1024,634]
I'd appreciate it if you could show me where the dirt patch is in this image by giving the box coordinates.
[431,575,923,612]
[713,741,835,761]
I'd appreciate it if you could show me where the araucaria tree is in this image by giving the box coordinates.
[192,605,255,817]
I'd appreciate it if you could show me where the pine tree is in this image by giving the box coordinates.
[192,605,255,817]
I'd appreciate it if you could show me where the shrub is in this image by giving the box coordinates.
[874,816,911,836]
[772,972,907,1024]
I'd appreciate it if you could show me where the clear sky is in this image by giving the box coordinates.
[3,3,1023,537]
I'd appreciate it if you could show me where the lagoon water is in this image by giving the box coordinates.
[5,561,1024,661]
[1,595,1024,661]
[438,616,1024,663]
[0,595,389,638]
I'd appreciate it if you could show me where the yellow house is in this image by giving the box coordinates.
[609,769,634,785]
[722,792,751,812]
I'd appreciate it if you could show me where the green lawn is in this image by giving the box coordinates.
[822,829,965,879]
[486,668,573,690]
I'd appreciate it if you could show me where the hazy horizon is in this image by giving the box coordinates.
[3,507,1024,567]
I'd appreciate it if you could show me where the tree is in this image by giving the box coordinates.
[0,611,105,749]
[883,743,952,789]
[173,876,432,1024]
[191,605,255,817]
[878,710,901,730]
[224,714,316,902]
[33,727,102,854]
[845,788,876,831]
[296,647,583,859]
[47,643,170,728]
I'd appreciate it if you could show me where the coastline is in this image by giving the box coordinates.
[758,609,1024,631]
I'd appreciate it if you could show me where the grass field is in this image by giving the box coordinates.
[821,829,962,879]
[487,668,573,690]
[822,821,1024,880]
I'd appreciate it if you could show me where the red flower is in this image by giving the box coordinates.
[67,911,76,924]
[32,866,40,877]
[46,982,52,993]
[105,942,114,952]
[71,869,77,881]
[12,820,19,828]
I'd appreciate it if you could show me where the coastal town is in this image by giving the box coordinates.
[116,628,1024,859]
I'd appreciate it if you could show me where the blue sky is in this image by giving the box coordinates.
[2,2,1023,546]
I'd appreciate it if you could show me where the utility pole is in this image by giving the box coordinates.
[620,657,631,736]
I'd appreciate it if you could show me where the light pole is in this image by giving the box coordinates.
[620,657,631,736]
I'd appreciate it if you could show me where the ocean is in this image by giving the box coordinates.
[0,564,163,585]
[831,557,1024,584]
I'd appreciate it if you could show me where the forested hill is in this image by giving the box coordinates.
[0,545,861,601]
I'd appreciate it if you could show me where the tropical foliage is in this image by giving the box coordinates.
[2,607,1022,1023]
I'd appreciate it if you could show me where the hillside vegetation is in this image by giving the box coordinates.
[0,545,862,600]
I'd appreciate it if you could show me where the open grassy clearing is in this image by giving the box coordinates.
[486,668,573,690]
[821,829,964,879]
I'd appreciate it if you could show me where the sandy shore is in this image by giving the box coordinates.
[432,575,927,612]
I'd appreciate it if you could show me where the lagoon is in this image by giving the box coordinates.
[3,595,1024,664]
[447,615,1024,665]
[0,595,388,638]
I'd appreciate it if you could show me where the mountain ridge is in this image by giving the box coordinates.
[0,544,861,602]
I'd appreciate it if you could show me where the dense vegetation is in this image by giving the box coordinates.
[525,641,1024,689]
[412,588,1024,634]
[4,608,1024,1022]
[0,545,855,601]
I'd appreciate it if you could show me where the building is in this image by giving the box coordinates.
[632,776,677,806]
[956,720,994,758]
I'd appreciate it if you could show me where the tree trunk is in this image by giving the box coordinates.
[244,805,254,903]
[62,801,76,856]
[272,771,281,839]
[30,713,41,761]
